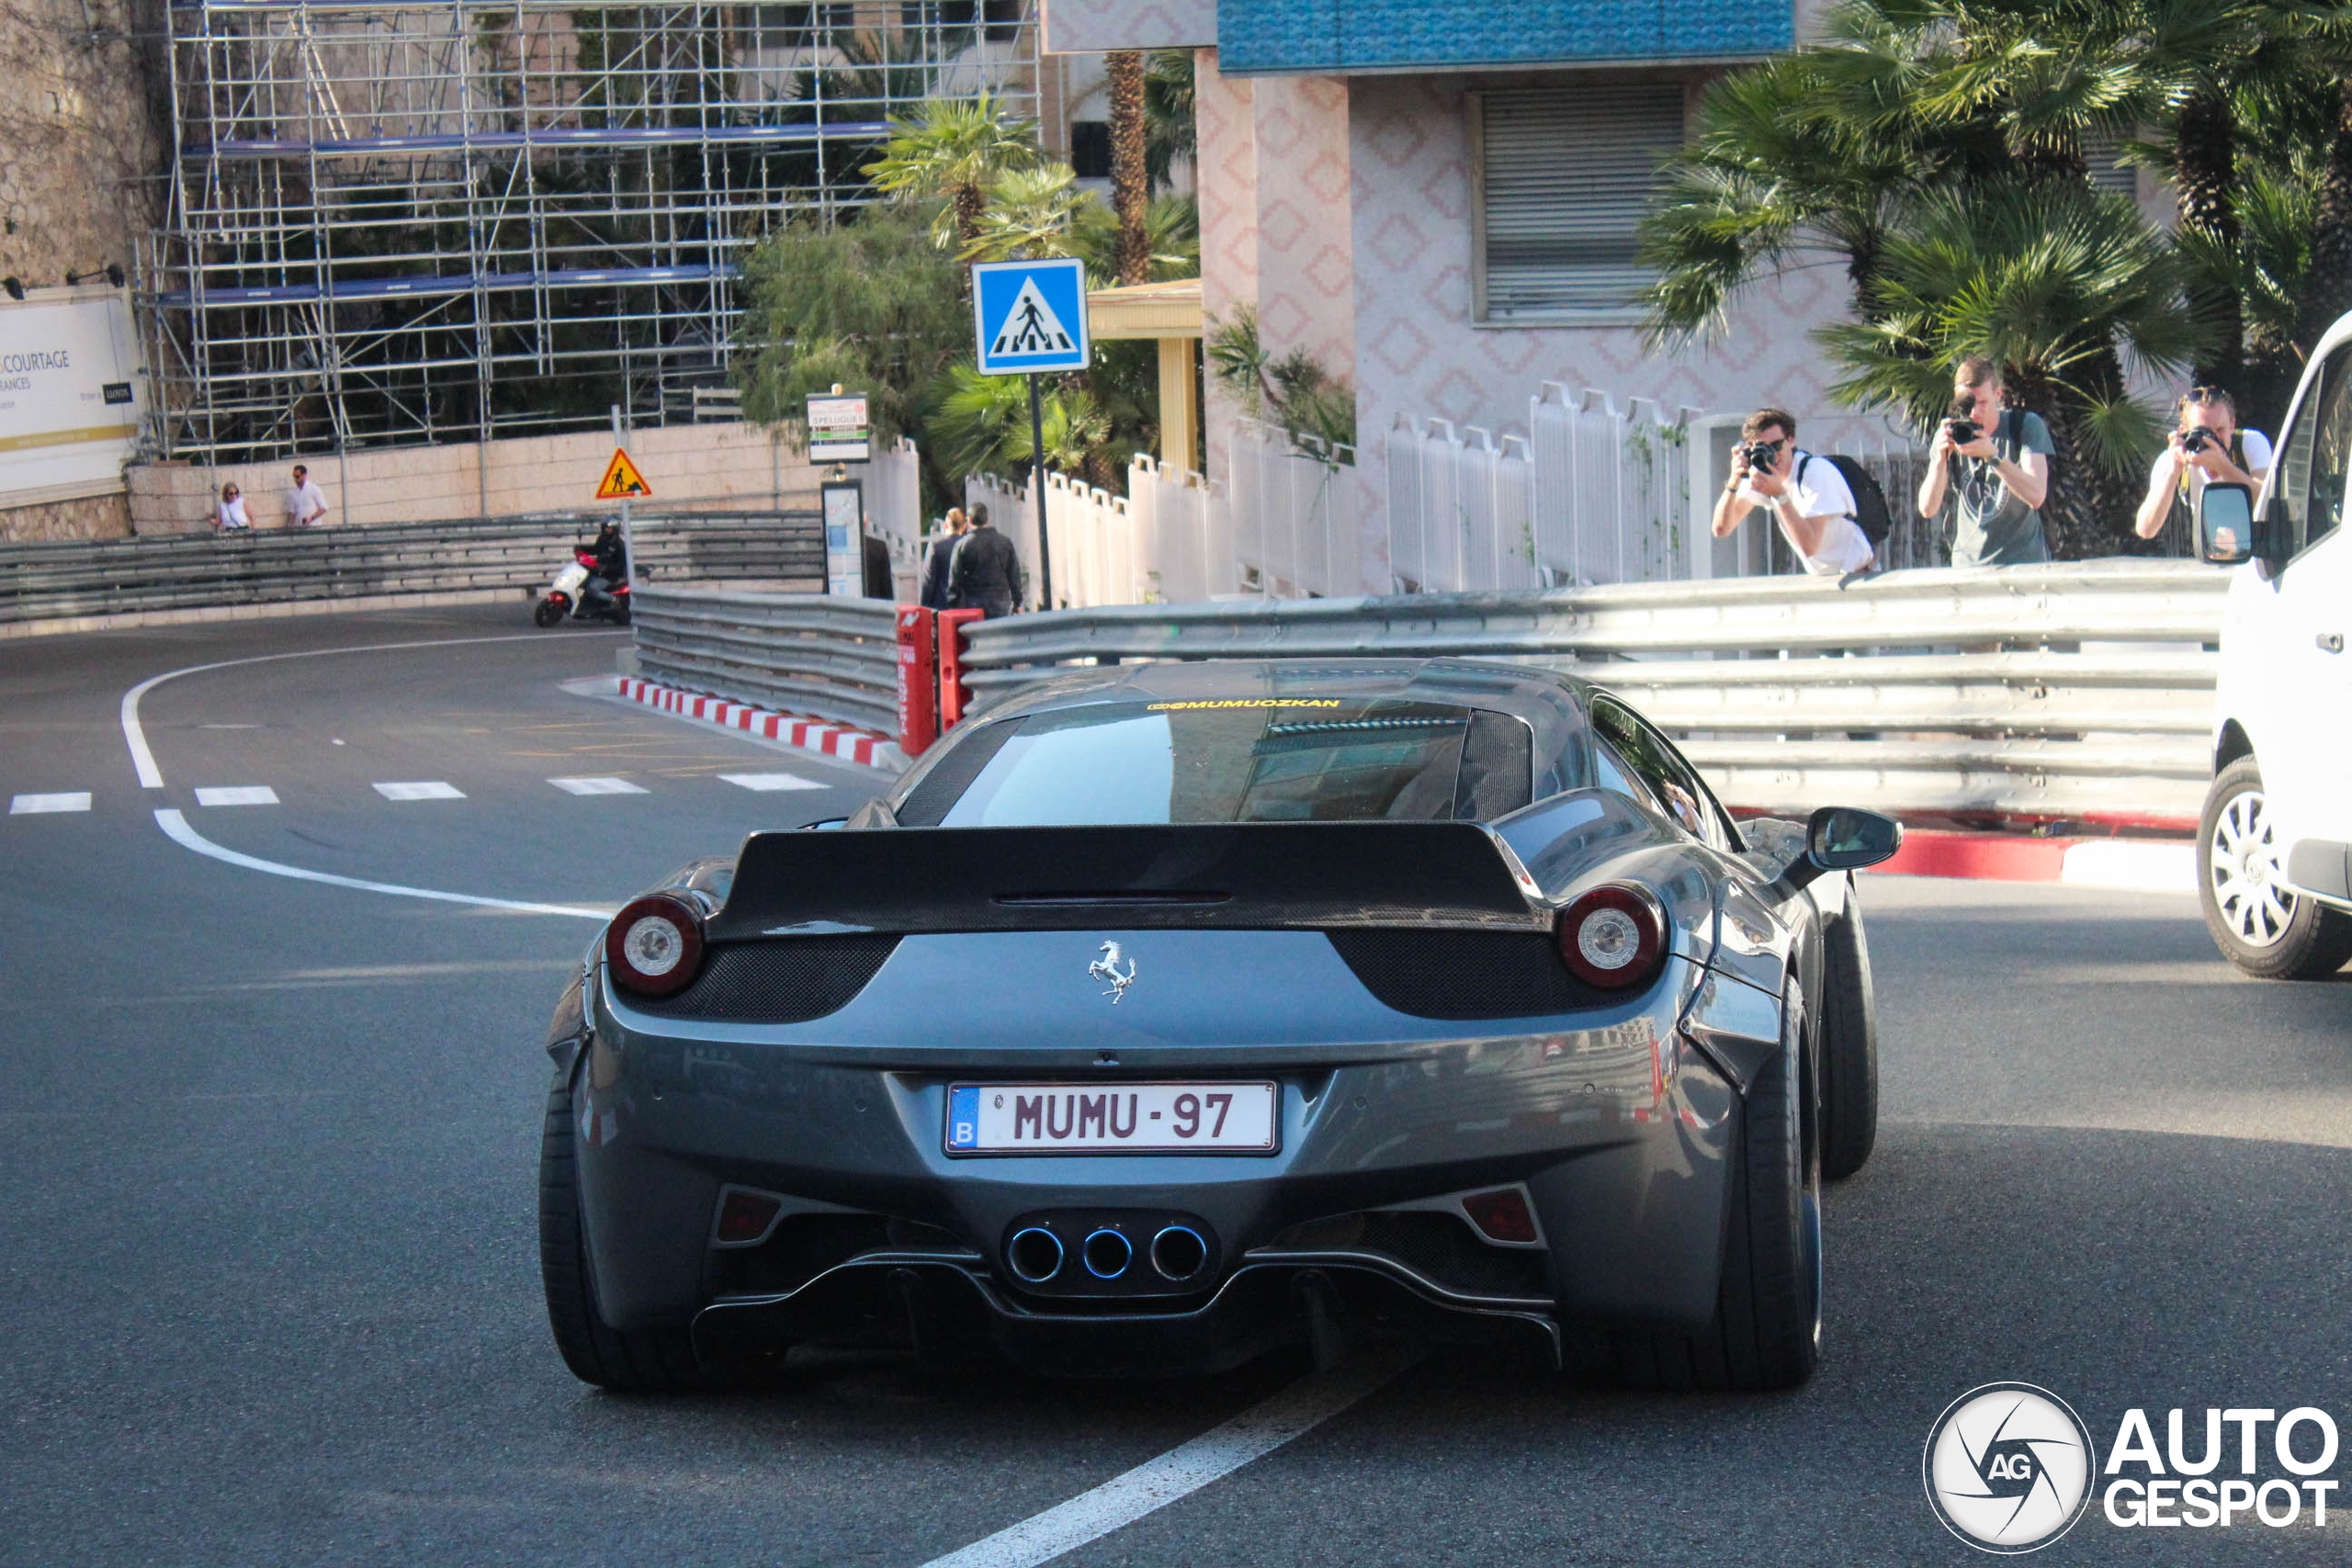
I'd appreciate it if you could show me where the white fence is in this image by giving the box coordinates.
[1229,417,1359,598]
[864,437,926,580]
[1386,387,1700,592]
[963,456,1236,610]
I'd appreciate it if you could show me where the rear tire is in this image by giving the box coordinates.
[1817,892,1879,1181]
[538,1066,708,1392]
[533,597,563,628]
[2198,757,2352,979]
[1609,984,1821,1393]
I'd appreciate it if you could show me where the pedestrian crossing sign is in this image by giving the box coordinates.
[972,257,1091,376]
[594,446,651,500]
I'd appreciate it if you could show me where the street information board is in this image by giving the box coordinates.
[806,391,870,463]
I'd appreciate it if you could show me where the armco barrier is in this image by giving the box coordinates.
[630,588,899,737]
[628,560,2228,824]
[0,510,823,634]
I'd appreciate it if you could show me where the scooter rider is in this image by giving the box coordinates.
[582,520,628,612]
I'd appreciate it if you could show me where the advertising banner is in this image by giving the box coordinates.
[0,288,143,505]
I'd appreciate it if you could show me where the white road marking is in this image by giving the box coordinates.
[548,776,648,795]
[193,785,279,807]
[914,1346,1421,1568]
[718,772,823,792]
[120,632,604,790]
[10,793,92,814]
[373,781,466,801]
[153,810,610,920]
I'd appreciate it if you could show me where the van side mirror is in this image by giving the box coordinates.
[2199,481,2256,565]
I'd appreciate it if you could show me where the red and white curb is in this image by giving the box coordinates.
[617,676,907,772]
[1875,829,2195,894]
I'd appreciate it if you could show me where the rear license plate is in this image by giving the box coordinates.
[945,1082,1279,1155]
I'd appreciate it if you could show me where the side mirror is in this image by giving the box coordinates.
[1766,807,1905,899]
[797,817,849,831]
[2199,481,2256,566]
[1806,805,1903,870]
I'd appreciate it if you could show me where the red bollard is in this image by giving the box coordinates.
[895,604,938,756]
[937,608,985,730]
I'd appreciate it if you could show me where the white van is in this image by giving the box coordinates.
[2194,313,2352,977]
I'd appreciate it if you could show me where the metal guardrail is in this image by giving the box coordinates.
[956,560,2228,824]
[0,510,823,628]
[627,561,2227,824]
[631,589,899,736]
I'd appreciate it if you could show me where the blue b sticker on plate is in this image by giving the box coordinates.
[946,1085,982,1150]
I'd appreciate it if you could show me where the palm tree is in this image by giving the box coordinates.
[1106,51,1151,285]
[1819,182,2203,558]
[862,90,1041,253]
[1143,50,1196,194]
[932,364,1115,479]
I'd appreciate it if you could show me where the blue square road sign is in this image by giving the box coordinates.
[972,257,1091,376]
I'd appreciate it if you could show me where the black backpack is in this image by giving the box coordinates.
[1798,452,1894,547]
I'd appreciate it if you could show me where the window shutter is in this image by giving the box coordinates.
[1479,85,1684,318]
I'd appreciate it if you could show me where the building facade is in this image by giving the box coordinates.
[1040,0,2145,592]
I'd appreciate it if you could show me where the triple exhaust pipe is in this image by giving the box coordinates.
[1007,1223,1209,1285]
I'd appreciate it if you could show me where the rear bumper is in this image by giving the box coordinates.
[571,954,1766,1367]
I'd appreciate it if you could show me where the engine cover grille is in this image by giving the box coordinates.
[630,935,901,1022]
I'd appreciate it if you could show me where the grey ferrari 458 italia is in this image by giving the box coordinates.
[538,658,1900,1393]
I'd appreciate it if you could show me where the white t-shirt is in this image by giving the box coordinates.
[286,478,329,525]
[1736,451,1874,576]
[2149,428,2272,506]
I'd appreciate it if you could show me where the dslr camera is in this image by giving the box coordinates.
[1738,436,1784,476]
[1945,395,1981,447]
[2180,424,2222,456]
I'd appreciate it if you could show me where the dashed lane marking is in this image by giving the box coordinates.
[912,1345,1422,1568]
[153,809,610,920]
[372,781,466,801]
[193,785,279,807]
[11,793,92,814]
[548,776,648,795]
[718,772,824,792]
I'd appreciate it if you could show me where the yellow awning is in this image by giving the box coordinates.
[1087,277,1203,341]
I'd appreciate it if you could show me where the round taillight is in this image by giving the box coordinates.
[605,893,706,998]
[1556,884,1667,989]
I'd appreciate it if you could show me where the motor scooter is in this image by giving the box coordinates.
[533,547,631,627]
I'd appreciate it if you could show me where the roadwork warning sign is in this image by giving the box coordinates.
[594,447,651,500]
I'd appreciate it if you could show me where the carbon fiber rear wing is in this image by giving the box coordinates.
[706,821,1549,941]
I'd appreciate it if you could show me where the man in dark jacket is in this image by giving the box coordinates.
[921,508,967,610]
[861,526,892,599]
[948,503,1024,618]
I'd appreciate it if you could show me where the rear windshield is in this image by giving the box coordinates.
[906,698,1532,827]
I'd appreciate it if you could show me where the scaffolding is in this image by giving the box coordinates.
[143,0,1036,462]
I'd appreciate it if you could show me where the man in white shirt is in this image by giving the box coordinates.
[1711,407,1875,577]
[285,464,329,528]
[2133,386,2272,542]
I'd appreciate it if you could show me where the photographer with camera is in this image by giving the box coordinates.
[2132,386,2271,542]
[1917,355,2054,566]
[1712,407,1876,577]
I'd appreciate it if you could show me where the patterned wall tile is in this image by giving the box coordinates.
[1042,0,1214,53]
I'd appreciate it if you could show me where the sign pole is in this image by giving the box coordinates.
[1027,372,1053,611]
[610,402,635,586]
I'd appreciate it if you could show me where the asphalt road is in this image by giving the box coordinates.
[3,606,2347,1565]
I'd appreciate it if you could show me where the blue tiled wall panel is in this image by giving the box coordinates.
[1216,0,1792,72]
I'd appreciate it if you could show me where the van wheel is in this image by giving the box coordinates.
[2199,757,2352,979]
